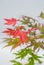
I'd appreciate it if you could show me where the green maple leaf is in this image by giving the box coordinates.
[14,48,33,59]
[13,48,42,65]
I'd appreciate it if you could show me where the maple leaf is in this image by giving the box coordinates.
[3,28,29,44]
[14,48,33,59]
[4,18,19,26]
[13,28,29,44]
[3,38,21,50]
[3,28,15,36]
[3,27,37,44]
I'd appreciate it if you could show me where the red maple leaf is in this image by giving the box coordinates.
[3,28,29,44]
[4,18,19,26]
[3,27,37,43]
[3,28,15,36]
[13,28,29,43]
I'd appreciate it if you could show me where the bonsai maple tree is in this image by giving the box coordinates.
[3,12,44,65]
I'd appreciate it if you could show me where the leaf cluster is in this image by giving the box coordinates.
[11,48,42,65]
[3,12,44,65]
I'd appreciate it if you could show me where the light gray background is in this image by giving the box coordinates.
[0,0,44,65]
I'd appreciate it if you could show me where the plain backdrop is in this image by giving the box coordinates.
[0,0,44,65]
